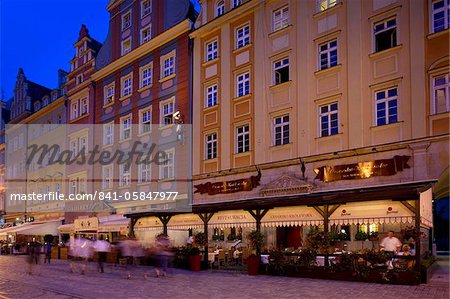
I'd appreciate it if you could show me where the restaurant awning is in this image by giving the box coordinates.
[98,215,130,232]
[134,217,163,231]
[208,210,255,228]
[167,214,203,229]
[0,219,62,236]
[58,223,74,234]
[328,200,414,225]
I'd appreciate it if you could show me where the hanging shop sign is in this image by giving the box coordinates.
[314,155,410,182]
[194,170,261,195]
[74,217,98,231]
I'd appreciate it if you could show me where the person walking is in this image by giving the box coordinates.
[94,235,111,273]
[44,242,52,264]
[26,238,41,275]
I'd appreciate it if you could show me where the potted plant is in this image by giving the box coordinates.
[355,231,369,241]
[369,231,379,241]
[247,230,264,275]
[187,246,201,271]
[193,232,207,248]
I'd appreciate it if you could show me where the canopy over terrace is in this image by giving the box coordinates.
[126,180,436,266]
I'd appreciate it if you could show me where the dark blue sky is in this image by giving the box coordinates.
[0,0,110,100]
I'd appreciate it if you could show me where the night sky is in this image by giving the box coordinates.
[0,0,200,101]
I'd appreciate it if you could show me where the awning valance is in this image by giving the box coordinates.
[262,206,323,227]
[208,210,255,228]
[167,214,203,229]
[98,215,130,232]
[329,200,414,225]
[58,223,74,233]
[134,217,163,231]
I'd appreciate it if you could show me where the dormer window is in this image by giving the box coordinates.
[42,96,49,107]
[52,92,58,101]
[78,46,84,57]
[122,10,132,31]
[76,74,84,85]
[216,1,225,17]
[34,101,41,111]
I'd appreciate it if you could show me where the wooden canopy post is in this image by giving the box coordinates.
[311,204,340,267]
[197,212,215,265]
[246,208,270,255]
[157,215,172,235]
[128,217,139,238]
[414,198,421,272]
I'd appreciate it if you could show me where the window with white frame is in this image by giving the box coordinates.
[55,182,61,194]
[236,24,250,48]
[122,38,132,56]
[161,51,176,79]
[70,179,77,194]
[216,0,225,16]
[138,162,151,183]
[161,100,175,125]
[205,133,218,159]
[70,101,79,120]
[206,84,218,107]
[141,25,151,44]
[319,103,338,137]
[69,134,88,157]
[236,72,250,97]
[273,115,290,145]
[140,62,153,88]
[236,124,250,153]
[274,58,289,85]
[121,114,132,140]
[317,0,337,11]
[139,107,152,133]
[42,96,49,107]
[159,149,174,179]
[374,18,397,52]
[104,83,115,105]
[273,6,289,31]
[319,40,338,70]
[102,165,113,189]
[232,0,241,8]
[141,0,152,18]
[77,74,83,85]
[121,74,132,97]
[80,98,88,115]
[122,10,131,30]
[432,73,450,114]
[119,163,131,186]
[375,88,398,126]
[103,122,114,145]
[432,0,450,33]
[206,39,218,62]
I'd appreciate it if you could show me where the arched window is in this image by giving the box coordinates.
[34,101,41,111]
[42,96,49,107]
[216,1,225,17]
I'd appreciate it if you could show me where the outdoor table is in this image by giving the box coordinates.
[260,254,270,264]
[208,252,216,263]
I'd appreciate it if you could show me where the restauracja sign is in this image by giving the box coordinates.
[314,155,411,182]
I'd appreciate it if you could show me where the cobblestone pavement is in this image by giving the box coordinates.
[0,255,448,299]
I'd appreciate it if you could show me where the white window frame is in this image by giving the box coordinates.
[318,39,338,71]
[160,98,175,126]
[122,10,132,31]
[273,6,289,32]
[121,37,132,56]
[139,107,152,134]
[373,17,397,52]
[235,124,250,154]
[431,73,450,114]
[236,72,250,97]
[104,82,115,106]
[141,0,152,18]
[431,0,450,33]
[160,50,176,79]
[103,122,114,146]
[236,24,250,49]
[120,114,132,140]
[317,0,337,12]
[138,162,151,183]
[80,98,88,115]
[119,163,131,187]
[232,0,241,8]
[71,101,79,120]
[273,115,290,146]
[319,103,339,137]
[102,165,113,189]
[216,0,225,17]
[205,84,218,107]
[205,39,218,62]
[159,148,175,180]
[140,25,152,44]
[121,74,133,97]
[375,88,398,126]
[139,62,153,88]
[205,132,218,160]
[273,57,289,85]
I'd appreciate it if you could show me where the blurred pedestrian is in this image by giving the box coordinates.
[94,235,111,273]
[26,237,41,275]
[44,242,52,264]
[154,234,171,277]
[78,238,93,275]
